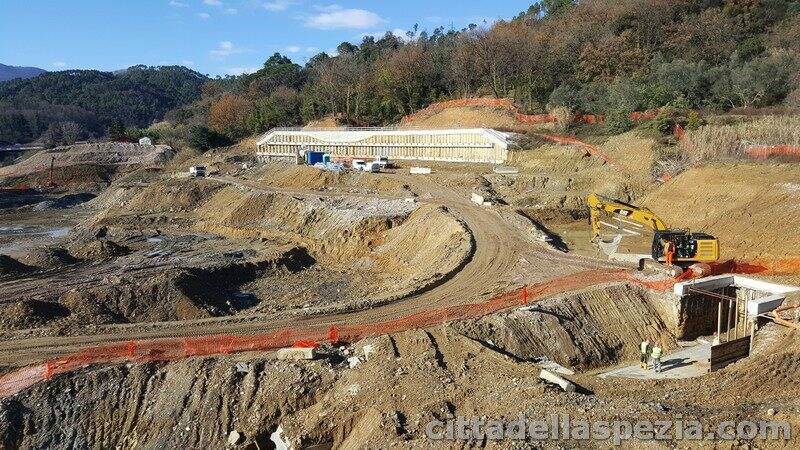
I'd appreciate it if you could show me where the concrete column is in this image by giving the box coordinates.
[727,299,733,342]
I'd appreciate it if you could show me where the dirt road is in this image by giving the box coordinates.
[0,174,625,367]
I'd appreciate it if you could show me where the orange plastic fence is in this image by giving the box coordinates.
[745,146,800,159]
[711,258,800,276]
[0,265,766,399]
[532,132,622,170]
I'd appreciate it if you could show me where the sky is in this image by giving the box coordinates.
[0,0,533,77]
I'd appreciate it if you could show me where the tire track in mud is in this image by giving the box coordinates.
[0,175,625,367]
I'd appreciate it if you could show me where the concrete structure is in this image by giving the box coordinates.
[539,369,576,392]
[600,340,712,380]
[256,127,516,164]
[673,275,800,319]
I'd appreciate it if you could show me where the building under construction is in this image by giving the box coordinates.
[255,127,516,164]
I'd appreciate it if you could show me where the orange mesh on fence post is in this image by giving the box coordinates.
[126,341,136,358]
[328,326,339,343]
[521,286,529,305]
[746,145,800,159]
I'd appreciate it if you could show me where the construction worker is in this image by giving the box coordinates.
[664,240,676,266]
[639,338,650,369]
[651,342,663,373]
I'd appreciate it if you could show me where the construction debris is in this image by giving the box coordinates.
[538,368,576,392]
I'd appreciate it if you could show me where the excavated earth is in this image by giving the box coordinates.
[2,110,800,448]
[1,286,798,448]
[0,175,473,336]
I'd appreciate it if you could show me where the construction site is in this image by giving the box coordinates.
[0,100,799,448]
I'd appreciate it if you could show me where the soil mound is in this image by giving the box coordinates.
[122,178,223,213]
[0,254,33,277]
[401,105,523,129]
[69,239,130,260]
[19,247,79,269]
[0,143,174,180]
[0,300,70,330]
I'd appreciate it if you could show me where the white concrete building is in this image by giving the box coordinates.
[256,127,516,164]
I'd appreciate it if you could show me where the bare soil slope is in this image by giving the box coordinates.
[641,163,800,261]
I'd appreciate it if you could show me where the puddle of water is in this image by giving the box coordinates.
[48,227,71,238]
[0,225,71,240]
[147,237,164,244]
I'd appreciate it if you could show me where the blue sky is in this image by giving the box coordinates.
[0,0,533,77]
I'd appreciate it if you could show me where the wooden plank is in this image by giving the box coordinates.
[710,336,750,372]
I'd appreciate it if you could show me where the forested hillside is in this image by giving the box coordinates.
[188,0,800,141]
[0,63,46,83]
[3,0,800,147]
[0,65,206,145]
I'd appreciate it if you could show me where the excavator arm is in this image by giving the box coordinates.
[587,193,668,242]
[587,193,720,264]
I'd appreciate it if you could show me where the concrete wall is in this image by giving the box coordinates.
[256,128,512,164]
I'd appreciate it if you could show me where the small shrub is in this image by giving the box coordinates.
[549,106,572,134]
[686,110,701,130]
[604,107,634,134]
[188,125,231,152]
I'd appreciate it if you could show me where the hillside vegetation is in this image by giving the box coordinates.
[0,65,206,145]
[182,0,800,142]
[2,0,800,149]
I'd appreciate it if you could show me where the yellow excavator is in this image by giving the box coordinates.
[587,193,719,266]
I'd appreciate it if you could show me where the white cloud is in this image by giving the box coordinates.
[181,60,195,67]
[203,0,223,5]
[225,66,260,75]
[197,12,211,19]
[285,46,301,53]
[224,7,237,14]
[305,7,385,30]
[305,46,319,53]
[210,40,245,57]
[52,61,67,68]
[263,0,296,11]
[169,0,188,7]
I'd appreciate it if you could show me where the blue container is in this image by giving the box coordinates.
[306,151,325,165]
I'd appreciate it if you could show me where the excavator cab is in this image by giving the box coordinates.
[652,230,719,264]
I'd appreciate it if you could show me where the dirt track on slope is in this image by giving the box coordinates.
[0,174,624,367]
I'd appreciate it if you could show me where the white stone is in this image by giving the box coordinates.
[276,347,316,361]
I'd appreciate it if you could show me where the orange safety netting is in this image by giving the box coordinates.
[0,267,726,398]
[745,146,800,159]
[711,258,800,276]
[532,133,621,169]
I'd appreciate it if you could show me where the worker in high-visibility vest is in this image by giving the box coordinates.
[665,240,676,266]
[639,339,650,369]
[651,343,663,373]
